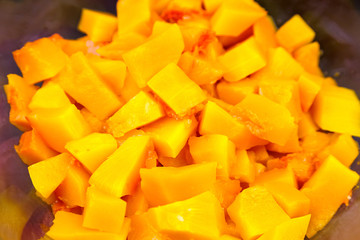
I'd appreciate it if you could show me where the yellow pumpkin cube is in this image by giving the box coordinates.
[230,150,256,183]
[216,78,258,105]
[253,16,278,55]
[294,42,323,76]
[252,167,298,189]
[298,73,323,112]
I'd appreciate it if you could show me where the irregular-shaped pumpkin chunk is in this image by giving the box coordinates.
[15,129,58,165]
[257,215,311,240]
[230,150,256,183]
[253,16,277,54]
[27,104,92,152]
[252,167,298,189]
[147,63,206,116]
[128,213,169,240]
[65,133,117,173]
[147,191,225,240]
[140,162,217,206]
[53,52,123,120]
[122,22,184,88]
[3,74,38,131]
[117,0,151,35]
[232,94,296,146]
[294,42,323,76]
[28,153,73,199]
[210,179,241,208]
[327,133,359,167]
[218,37,266,82]
[55,162,90,207]
[216,78,258,105]
[301,155,359,238]
[210,0,266,37]
[125,186,149,217]
[13,37,68,84]
[106,91,164,137]
[298,73,323,112]
[311,85,360,137]
[142,116,197,158]
[227,186,290,240]
[89,135,153,197]
[276,14,315,53]
[28,82,72,110]
[47,211,124,240]
[83,186,127,234]
[189,134,235,179]
[199,101,267,150]
[78,8,118,42]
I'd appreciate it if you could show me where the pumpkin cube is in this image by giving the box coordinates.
[140,162,217,206]
[230,150,256,183]
[298,73,323,112]
[294,42,323,76]
[252,167,298,189]
[328,134,359,167]
[253,16,278,55]
[216,78,258,105]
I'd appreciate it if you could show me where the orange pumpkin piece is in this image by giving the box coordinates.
[230,150,256,183]
[216,78,258,105]
[227,186,290,240]
[80,108,105,133]
[78,8,118,42]
[266,126,301,153]
[47,211,125,240]
[13,37,68,84]
[128,213,169,240]
[276,14,315,53]
[28,82,72,110]
[232,93,297,146]
[15,129,58,166]
[253,16,277,55]
[89,135,153,197]
[53,52,123,120]
[146,191,225,240]
[252,167,298,189]
[3,74,38,131]
[106,91,165,137]
[301,155,359,238]
[218,37,266,82]
[140,162,217,206]
[28,153,73,199]
[142,116,197,158]
[83,186,127,234]
[210,179,241,208]
[327,133,359,167]
[119,72,142,102]
[199,101,267,150]
[122,22,184,88]
[210,0,266,37]
[147,63,206,116]
[298,73,323,112]
[27,104,92,153]
[298,113,319,139]
[257,214,311,240]
[55,162,90,207]
[293,41,323,76]
[65,133,118,173]
[125,186,149,217]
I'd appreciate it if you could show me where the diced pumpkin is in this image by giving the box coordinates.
[147,63,206,116]
[311,85,360,137]
[13,37,68,84]
[89,59,127,95]
[28,82,71,110]
[78,8,118,42]
[298,112,319,139]
[298,73,323,112]
[232,93,297,146]
[257,215,311,240]
[216,78,258,105]
[122,22,184,88]
[252,167,298,189]
[53,52,123,120]
[266,126,301,153]
[249,145,269,163]
[178,51,223,85]
[15,129,58,166]
[106,91,164,137]
[199,101,268,150]
[89,135,153,197]
[157,145,192,167]
[128,213,169,240]
[146,191,225,240]
[301,155,359,238]
[253,16,277,55]
[253,47,304,80]
[327,134,359,167]
[276,14,315,53]
[50,34,88,56]
[210,179,241,208]
[47,211,124,240]
[27,104,92,152]
[293,41,323,76]
[125,186,149,217]
[55,162,90,207]
[189,134,235,179]
[210,0,266,37]
[142,116,197,158]
[264,183,310,218]
[65,132,117,173]
[3,74,38,131]
[80,108,105,133]
[218,37,266,82]
[83,186,127,234]
[140,162,217,206]
[227,186,290,240]
[230,150,256,183]
[300,131,332,154]
[28,153,73,199]
[119,72,142,102]
[117,0,152,36]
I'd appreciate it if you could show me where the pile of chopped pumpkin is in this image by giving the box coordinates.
[4,0,360,239]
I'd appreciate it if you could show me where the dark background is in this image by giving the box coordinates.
[0,0,359,239]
